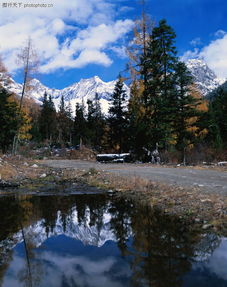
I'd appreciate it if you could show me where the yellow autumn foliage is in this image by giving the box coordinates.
[185,85,208,149]
[10,93,33,141]
[18,111,32,140]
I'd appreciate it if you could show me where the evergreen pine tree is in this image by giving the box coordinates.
[128,80,148,158]
[0,87,22,152]
[209,85,227,146]
[108,76,128,153]
[65,102,74,145]
[141,19,178,150]
[39,92,57,143]
[86,93,105,150]
[172,62,203,163]
[56,96,73,145]
[73,102,87,147]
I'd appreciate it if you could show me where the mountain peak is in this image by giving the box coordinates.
[186,58,217,77]
[1,58,225,114]
[187,58,207,66]
[186,58,225,96]
[93,75,102,82]
[78,75,103,85]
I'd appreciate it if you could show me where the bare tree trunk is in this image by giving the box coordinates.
[183,147,186,166]
[20,223,33,287]
[79,137,83,149]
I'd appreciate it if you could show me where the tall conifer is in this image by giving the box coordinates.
[140,19,178,150]
[39,92,57,142]
[108,76,128,153]
[0,87,22,152]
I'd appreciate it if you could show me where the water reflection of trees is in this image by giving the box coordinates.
[0,194,109,287]
[109,198,221,287]
[0,194,222,287]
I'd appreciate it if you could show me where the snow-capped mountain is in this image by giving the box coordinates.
[0,206,130,266]
[186,59,225,96]
[54,76,129,114]
[18,208,118,248]
[1,75,129,114]
[1,59,225,114]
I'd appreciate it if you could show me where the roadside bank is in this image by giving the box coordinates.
[1,156,227,236]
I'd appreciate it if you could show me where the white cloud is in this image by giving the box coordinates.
[0,0,134,74]
[111,46,127,59]
[4,251,131,287]
[214,29,226,38]
[190,37,202,47]
[200,34,227,78]
[181,48,200,62]
[119,6,135,13]
[192,239,227,282]
[182,30,227,78]
[39,20,133,73]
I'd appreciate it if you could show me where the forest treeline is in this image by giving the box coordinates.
[0,19,227,163]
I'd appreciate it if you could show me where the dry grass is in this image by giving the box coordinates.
[68,147,96,161]
[0,156,51,181]
[1,156,227,234]
[80,170,227,233]
[0,160,18,180]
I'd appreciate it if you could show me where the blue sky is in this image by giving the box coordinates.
[0,0,227,89]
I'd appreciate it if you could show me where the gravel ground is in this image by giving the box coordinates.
[41,160,227,195]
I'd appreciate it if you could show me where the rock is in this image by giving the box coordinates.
[31,164,38,168]
[40,173,47,178]
[202,224,213,230]
[24,162,29,166]
[0,180,19,189]
[200,199,212,203]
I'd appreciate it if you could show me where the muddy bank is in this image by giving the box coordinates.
[1,157,227,235]
[75,170,227,235]
[42,159,227,194]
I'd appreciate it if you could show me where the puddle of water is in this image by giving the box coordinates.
[0,193,226,287]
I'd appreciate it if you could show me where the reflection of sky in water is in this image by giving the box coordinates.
[1,194,227,287]
[205,238,227,281]
[4,235,227,287]
[183,239,227,287]
[3,236,132,287]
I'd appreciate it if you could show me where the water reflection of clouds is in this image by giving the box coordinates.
[3,249,131,287]
[41,251,130,287]
[205,239,227,281]
[193,239,227,281]
[3,255,25,287]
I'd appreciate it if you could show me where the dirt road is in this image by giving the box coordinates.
[42,160,227,195]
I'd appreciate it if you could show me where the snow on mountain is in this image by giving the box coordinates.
[28,78,60,103]
[1,59,225,114]
[21,208,117,248]
[1,75,129,114]
[54,76,129,114]
[186,59,225,96]
[0,206,125,265]
[0,73,22,96]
